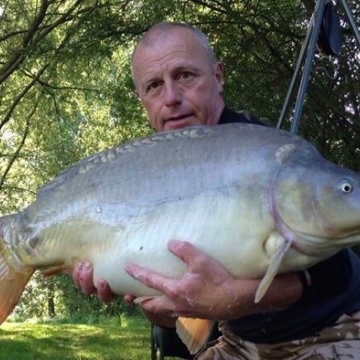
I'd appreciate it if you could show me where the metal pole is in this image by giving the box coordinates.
[276,12,314,129]
[341,0,360,47]
[277,0,360,134]
[290,0,327,134]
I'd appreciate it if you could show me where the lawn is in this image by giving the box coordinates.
[0,317,152,359]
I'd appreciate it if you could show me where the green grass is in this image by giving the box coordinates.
[0,317,152,359]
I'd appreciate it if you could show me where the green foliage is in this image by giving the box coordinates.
[14,272,141,321]
[1,0,360,319]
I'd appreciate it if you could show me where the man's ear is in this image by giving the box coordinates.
[215,61,224,92]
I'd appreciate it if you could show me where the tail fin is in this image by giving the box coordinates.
[0,222,34,325]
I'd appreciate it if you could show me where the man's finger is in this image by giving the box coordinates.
[76,262,97,295]
[136,294,179,316]
[97,278,116,303]
[125,263,173,293]
[168,240,207,268]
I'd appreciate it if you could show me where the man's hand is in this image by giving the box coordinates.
[126,240,303,320]
[125,240,249,320]
[72,240,303,322]
[72,262,116,303]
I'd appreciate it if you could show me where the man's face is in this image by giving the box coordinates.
[132,29,225,132]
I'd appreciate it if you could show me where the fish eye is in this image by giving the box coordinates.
[338,179,354,194]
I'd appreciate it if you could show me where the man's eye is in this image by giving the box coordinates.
[148,82,160,90]
[180,72,193,79]
[146,81,162,93]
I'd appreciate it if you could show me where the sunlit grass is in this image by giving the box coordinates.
[0,317,151,359]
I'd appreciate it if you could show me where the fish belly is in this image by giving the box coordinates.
[88,189,284,296]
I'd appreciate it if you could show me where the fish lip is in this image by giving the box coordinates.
[290,239,320,258]
[292,229,360,257]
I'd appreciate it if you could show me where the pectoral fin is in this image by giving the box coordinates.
[255,237,292,303]
[42,264,70,277]
[176,317,214,354]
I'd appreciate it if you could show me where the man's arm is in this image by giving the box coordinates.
[73,240,303,324]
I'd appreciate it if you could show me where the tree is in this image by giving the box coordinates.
[1,0,359,319]
[0,0,152,213]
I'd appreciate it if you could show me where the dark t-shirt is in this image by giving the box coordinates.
[220,107,360,343]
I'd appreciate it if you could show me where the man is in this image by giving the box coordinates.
[73,22,360,359]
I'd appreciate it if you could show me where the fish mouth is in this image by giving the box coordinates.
[291,229,360,258]
[289,237,324,258]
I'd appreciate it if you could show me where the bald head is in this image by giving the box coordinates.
[131,22,217,85]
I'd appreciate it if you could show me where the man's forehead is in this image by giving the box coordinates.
[138,47,202,68]
[142,27,194,46]
[137,31,200,56]
[133,34,208,78]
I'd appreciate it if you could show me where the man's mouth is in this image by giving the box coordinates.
[166,114,192,122]
[164,115,193,129]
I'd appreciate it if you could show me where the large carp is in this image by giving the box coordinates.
[1,123,360,329]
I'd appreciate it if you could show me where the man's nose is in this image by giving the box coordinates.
[164,82,181,107]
